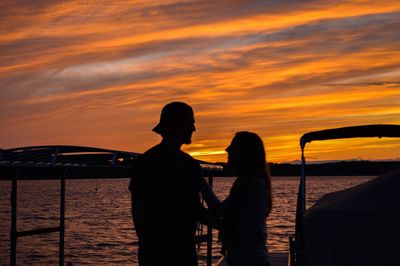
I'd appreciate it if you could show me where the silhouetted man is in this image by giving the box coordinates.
[129,102,210,266]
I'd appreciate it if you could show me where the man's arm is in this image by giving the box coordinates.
[196,200,222,229]
[198,176,223,213]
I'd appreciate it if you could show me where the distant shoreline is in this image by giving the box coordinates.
[213,161,400,177]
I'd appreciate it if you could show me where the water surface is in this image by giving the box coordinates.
[0,176,372,265]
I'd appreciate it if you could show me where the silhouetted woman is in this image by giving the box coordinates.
[220,131,272,266]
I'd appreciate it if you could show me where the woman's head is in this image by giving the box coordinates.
[226,131,272,215]
[226,131,267,177]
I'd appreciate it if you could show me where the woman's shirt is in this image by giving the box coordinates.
[221,177,270,266]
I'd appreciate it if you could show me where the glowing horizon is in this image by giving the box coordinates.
[1,0,400,163]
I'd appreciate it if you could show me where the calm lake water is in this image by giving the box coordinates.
[0,176,373,265]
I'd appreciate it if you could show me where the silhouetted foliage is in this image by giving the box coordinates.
[303,161,400,176]
[219,161,400,177]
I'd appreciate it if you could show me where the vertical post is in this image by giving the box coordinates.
[300,148,306,213]
[294,147,306,266]
[59,168,66,266]
[10,168,18,266]
[206,174,213,266]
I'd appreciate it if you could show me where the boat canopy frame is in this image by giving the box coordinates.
[291,124,400,266]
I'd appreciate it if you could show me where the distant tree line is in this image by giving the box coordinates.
[213,161,400,177]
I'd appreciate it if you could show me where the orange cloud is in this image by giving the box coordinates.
[1,0,400,163]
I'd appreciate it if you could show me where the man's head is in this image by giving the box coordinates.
[153,102,196,144]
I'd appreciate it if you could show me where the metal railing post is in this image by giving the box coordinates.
[206,174,213,266]
[10,168,18,266]
[59,168,66,266]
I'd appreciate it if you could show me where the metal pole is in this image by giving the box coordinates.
[59,168,66,266]
[206,174,213,266]
[300,148,306,214]
[10,169,18,266]
[295,148,306,266]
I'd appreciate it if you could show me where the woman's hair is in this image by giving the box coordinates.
[230,131,273,216]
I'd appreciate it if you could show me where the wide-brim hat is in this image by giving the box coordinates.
[153,102,193,134]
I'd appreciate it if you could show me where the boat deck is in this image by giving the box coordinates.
[270,253,288,266]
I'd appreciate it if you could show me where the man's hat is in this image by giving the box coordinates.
[153,102,194,134]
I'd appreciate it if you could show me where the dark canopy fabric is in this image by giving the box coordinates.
[303,169,400,266]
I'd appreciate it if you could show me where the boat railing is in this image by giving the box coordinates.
[0,145,223,266]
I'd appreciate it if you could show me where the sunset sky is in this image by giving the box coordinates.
[1,0,400,163]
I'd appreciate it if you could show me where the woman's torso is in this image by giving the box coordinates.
[221,177,270,266]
